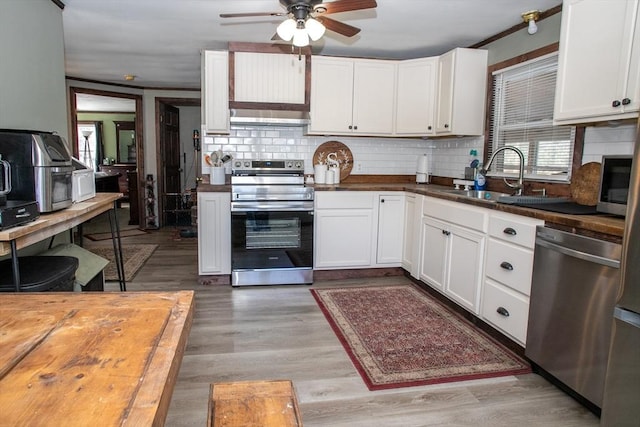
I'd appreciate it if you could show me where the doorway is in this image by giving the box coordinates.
[69,87,144,227]
[155,98,201,227]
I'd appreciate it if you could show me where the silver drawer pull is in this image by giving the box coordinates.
[500,261,514,271]
[503,227,517,236]
[496,307,510,317]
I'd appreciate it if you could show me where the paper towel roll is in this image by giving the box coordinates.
[417,154,429,173]
[417,154,429,183]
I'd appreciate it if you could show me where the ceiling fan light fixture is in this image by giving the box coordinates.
[292,27,310,47]
[276,18,297,41]
[305,17,325,41]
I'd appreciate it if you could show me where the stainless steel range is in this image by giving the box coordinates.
[231,159,313,286]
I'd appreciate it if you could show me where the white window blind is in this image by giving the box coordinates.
[488,52,575,181]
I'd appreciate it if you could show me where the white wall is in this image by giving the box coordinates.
[0,0,68,139]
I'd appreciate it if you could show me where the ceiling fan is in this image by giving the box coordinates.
[220,0,378,47]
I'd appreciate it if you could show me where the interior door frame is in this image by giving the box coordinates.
[69,87,144,227]
[154,97,200,228]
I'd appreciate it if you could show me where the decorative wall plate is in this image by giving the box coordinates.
[313,141,353,181]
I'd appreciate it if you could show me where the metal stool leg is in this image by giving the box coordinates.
[108,201,126,291]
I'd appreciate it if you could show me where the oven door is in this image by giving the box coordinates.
[231,209,314,272]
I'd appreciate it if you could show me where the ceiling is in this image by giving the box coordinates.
[62,0,561,90]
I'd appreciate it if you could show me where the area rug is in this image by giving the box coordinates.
[84,229,148,241]
[311,285,531,390]
[87,244,157,281]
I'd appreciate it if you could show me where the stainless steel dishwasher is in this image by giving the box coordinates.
[526,226,621,410]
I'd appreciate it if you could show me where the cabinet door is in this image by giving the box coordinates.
[395,58,438,135]
[435,48,488,136]
[352,59,396,135]
[402,194,417,275]
[314,209,373,268]
[197,192,231,274]
[377,193,405,265]
[309,57,354,134]
[435,49,455,133]
[202,51,230,134]
[446,224,485,314]
[554,0,640,123]
[419,216,448,291]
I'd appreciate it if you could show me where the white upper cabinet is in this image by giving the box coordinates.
[435,48,488,136]
[233,52,306,105]
[202,50,229,134]
[309,56,396,135]
[554,0,640,124]
[395,57,438,136]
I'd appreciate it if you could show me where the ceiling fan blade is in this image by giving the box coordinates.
[316,16,361,37]
[316,0,377,15]
[220,12,285,18]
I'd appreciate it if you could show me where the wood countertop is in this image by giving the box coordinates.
[197,182,625,239]
[0,291,195,426]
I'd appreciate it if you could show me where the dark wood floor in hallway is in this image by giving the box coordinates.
[100,224,599,427]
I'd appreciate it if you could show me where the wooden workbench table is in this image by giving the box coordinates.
[0,291,195,426]
[0,193,127,291]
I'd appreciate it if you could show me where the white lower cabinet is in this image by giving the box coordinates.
[402,193,422,278]
[419,197,487,314]
[197,192,231,275]
[481,279,530,344]
[376,193,405,264]
[480,211,543,346]
[314,191,404,269]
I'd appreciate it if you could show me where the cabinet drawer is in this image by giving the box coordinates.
[488,212,541,249]
[485,239,534,296]
[315,191,374,209]
[422,197,487,232]
[482,279,529,345]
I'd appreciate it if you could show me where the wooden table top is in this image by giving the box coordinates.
[0,291,195,426]
[0,193,122,256]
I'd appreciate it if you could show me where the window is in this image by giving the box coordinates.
[488,52,576,181]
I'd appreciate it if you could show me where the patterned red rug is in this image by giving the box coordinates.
[311,284,531,390]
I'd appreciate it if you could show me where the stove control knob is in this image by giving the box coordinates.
[233,161,241,168]
[286,161,293,168]
[295,161,302,169]
[244,161,251,167]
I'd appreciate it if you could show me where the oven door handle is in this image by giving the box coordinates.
[231,201,314,212]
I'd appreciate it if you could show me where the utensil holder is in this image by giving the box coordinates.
[210,167,225,185]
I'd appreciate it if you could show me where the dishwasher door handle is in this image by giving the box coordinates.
[536,238,620,269]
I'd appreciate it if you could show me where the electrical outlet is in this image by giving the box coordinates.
[356,162,362,172]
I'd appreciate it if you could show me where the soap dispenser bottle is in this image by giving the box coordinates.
[474,163,486,190]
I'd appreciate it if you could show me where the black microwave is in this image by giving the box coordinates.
[597,155,632,216]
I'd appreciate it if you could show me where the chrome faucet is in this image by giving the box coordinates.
[482,146,525,196]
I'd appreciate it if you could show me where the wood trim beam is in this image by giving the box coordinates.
[469,5,562,49]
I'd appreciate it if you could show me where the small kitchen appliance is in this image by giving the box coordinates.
[596,155,632,216]
[0,129,73,212]
[72,157,96,203]
[230,159,313,286]
[0,155,39,231]
[416,154,429,183]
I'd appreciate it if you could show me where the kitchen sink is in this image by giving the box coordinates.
[437,189,510,202]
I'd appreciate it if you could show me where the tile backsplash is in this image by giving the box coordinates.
[202,122,636,178]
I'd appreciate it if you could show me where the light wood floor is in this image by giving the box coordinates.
[91,212,599,427]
